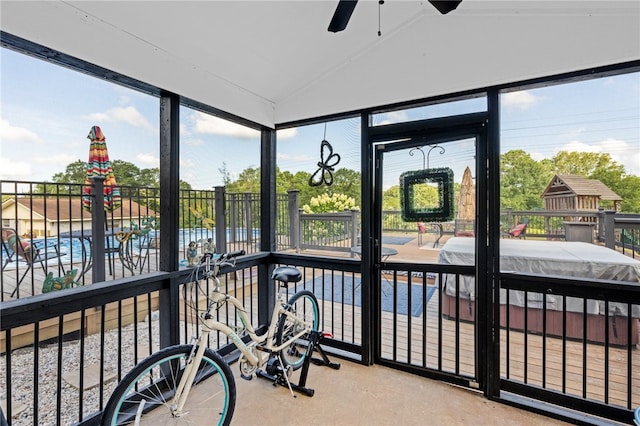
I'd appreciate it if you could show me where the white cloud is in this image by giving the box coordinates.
[277,128,298,140]
[376,110,409,125]
[277,152,313,162]
[0,156,33,179]
[136,153,159,166]
[181,158,196,168]
[187,112,296,140]
[193,112,259,139]
[560,140,600,153]
[83,106,155,132]
[530,152,546,162]
[179,123,190,137]
[0,119,43,144]
[502,91,541,110]
[33,153,76,165]
[183,138,204,146]
[558,138,640,175]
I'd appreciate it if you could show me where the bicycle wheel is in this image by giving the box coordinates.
[102,344,235,426]
[275,290,320,370]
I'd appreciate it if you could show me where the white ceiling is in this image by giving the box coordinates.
[2,1,639,127]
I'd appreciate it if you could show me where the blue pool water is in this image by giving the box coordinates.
[2,228,259,263]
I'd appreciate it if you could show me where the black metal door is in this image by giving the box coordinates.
[369,114,488,390]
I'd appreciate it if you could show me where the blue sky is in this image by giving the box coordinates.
[1,47,638,191]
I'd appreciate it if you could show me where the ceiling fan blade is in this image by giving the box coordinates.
[328,0,358,33]
[428,0,462,15]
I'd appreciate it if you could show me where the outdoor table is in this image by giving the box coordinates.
[350,246,398,261]
[350,246,399,290]
[59,228,121,278]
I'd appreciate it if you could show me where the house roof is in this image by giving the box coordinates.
[542,174,623,201]
[7,198,157,222]
[1,1,638,127]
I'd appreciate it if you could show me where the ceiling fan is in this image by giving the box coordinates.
[328,0,462,33]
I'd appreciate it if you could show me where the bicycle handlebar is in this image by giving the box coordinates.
[222,250,246,260]
[200,249,245,265]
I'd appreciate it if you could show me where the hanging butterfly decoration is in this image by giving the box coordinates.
[309,124,341,186]
[309,139,341,186]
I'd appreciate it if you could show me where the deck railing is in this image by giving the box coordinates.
[1,250,639,423]
[0,253,367,425]
[500,273,640,422]
[2,180,640,423]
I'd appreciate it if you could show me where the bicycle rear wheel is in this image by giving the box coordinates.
[275,290,320,370]
[102,344,235,426]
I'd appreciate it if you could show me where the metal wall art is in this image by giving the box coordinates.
[309,125,341,186]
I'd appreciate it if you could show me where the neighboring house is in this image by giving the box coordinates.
[541,175,622,212]
[1,197,157,237]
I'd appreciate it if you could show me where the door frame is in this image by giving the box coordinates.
[366,112,491,390]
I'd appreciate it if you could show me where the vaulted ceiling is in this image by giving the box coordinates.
[2,1,639,127]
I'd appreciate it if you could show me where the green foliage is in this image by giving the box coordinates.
[300,193,358,243]
[614,175,640,213]
[43,147,639,215]
[40,159,165,193]
[501,149,639,213]
[382,183,440,211]
[501,150,552,210]
[549,151,624,177]
[52,160,87,183]
[302,193,358,213]
[225,166,362,209]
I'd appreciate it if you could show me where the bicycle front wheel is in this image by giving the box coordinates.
[102,344,236,426]
[275,290,320,370]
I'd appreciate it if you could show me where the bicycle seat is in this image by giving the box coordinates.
[271,266,301,283]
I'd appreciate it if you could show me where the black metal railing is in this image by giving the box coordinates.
[375,261,478,386]
[500,273,640,423]
[273,253,362,353]
[0,252,367,425]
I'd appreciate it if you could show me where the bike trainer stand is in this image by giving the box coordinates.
[256,330,340,397]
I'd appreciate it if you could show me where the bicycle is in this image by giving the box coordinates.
[102,250,337,425]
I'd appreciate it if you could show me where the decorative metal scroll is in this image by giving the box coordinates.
[399,167,454,222]
[309,139,341,187]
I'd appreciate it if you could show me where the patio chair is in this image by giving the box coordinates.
[417,222,427,246]
[1,228,66,297]
[118,230,158,275]
[502,218,529,239]
[454,219,475,237]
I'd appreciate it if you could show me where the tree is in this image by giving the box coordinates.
[52,160,87,184]
[329,168,361,206]
[382,183,440,211]
[225,166,261,193]
[549,151,624,178]
[500,150,552,210]
[218,162,232,186]
[614,175,640,213]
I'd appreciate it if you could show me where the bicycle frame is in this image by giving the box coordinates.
[171,268,314,415]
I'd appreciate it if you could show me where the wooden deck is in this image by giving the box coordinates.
[318,293,640,410]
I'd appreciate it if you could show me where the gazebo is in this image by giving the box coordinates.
[541,174,623,212]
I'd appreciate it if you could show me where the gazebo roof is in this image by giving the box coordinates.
[1,1,638,127]
[541,174,623,201]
